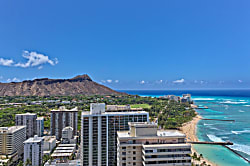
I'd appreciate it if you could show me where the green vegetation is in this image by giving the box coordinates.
[130,104,151,109]
[0,95,195,129]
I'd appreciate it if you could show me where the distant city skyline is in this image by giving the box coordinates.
[0,0,250,89]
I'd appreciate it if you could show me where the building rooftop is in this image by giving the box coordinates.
[143,143,191,148]
[82,110,148,116]
[16,113,37,116]
[24,135,43,143]
[43,136,56,142]
[117,130,185,138]
[37,117,44,120]
[51,106,78,112]
[58,144,76,147]
[0,126,25,133]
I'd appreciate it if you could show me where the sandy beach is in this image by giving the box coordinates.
[180,114,218,166]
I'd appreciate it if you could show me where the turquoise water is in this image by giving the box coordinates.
[193,96,250,166]
[121,90,250,166]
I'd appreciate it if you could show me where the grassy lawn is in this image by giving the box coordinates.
[130,104,151,109]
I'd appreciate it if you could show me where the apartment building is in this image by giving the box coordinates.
[50,106,78,140]
[15,113,37,138]
[81,103,149,166]
[117,122,192,166]
[36,117,44,137]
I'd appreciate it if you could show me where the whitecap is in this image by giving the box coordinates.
[204,123,214,126]
[231,129,250,135]
[207,134,224,142]
[193,98,215,101]
[228,143,250,156]
[238,110,245,113]
[219,101,248,104]
[244,105,250,107]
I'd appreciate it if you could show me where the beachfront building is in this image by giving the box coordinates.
[36,117,44,137]
[0,126,26,164]
[181,94,192,104]
[15,113,37,138]
[81,103,149,166]
[166,95,180,102]
[50,106,78,140]
[24,135,44,166]
[117,122,192,166]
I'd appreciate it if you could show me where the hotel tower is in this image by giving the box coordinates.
[81,103,149,166]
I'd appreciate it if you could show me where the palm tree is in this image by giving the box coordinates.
[25,158,32,166]
[17,161,23,166]
[43,154,49,164]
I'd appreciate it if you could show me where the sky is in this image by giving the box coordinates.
[0,0,250,90]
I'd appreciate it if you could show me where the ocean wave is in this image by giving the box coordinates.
[244,105,250,107]
[193,98,215,101]
[219,101,248,104]
[207,134,224,142]
[238,110,245,113]
[228,143,250,156]
[210,127,220,131]
[204,123,214,126]
[231,129,250,135]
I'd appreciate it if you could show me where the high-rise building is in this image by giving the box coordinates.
[15,113,37,138]
[117,122,192,166]
[81,103,149,166]
[24,135,44,166]
[0,126,26,157]
[36,117,44,137]
[50,106,78,140]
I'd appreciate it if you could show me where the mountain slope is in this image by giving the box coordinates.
[0,74,123,96]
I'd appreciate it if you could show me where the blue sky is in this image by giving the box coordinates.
[0,0,250,90]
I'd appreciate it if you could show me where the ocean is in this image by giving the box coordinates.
[120,90,250,166]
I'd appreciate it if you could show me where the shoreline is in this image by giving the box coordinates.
[180,114,218,166]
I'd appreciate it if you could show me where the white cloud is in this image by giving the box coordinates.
[140,80,145,84]
[173,78,185,83]
[38,66,43,70]
[106,79,112,83]
[7,77,20,82]
[156,80,163,84]
[15,51,58,68]
[101,80,106,83]
[0,50,58,69]
[238,80,243,83]
[0,58,14,66]
[115,80,119,83]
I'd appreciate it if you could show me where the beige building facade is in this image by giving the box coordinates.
[117,122,191,166]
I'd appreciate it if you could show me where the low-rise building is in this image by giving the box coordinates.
[61,127,77,144]
[43,136,57,155]
[117,122,191,166]
[51,144,76,163]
